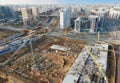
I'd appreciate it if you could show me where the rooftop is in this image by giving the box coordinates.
[91,8,109,14]
[63,43,108,83]
[50,45,68,51]
[88,15,99,18]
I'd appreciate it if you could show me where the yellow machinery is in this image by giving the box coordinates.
[85,46,108,83]
[98,31,100,41]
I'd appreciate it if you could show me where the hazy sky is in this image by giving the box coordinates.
[0,0,59,4]
[0,0,119,5]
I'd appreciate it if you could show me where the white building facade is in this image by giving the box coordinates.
[21,8,32,25]
[74,17,81,32]
[109,7,120,19]
[90,8,109,27]
[60,7,71,29]
[31,7,39,21]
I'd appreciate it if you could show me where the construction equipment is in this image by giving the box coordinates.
[30,40,38,70]
[85,45,119,54]
[30,40,35,64]
[85,46,108,83]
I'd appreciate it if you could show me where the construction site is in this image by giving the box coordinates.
[0,30,118,83]
[0,8,119,83]
[0,34,86,83]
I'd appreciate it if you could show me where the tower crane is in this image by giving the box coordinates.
[85,46,108,83]
[29,40,38,70]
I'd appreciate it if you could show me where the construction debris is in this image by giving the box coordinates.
[0,36,87,83]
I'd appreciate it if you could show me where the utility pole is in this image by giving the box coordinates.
[98,31,100,41]
[30,40,38,69]
[64,29,67,36]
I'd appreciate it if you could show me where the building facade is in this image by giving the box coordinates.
[21,7,39,26]
[71,8,78,18]
[21,8,33,26]
[31,7,39,21]
[74,17,90,32]
[60,7,71,29]
[88,15,99,32]
[0,6,17,20]
[109,7,120,19]
[90,8,109,27]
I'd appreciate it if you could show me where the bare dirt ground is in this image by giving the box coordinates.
[0,36,87,83]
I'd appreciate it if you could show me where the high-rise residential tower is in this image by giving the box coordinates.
[60,7,71,29]
[90,8,109,27]
[31,7,39,21]
[21,8,32,25]
[88,15,99,32]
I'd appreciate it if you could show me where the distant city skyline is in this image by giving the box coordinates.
[0,0,120,5]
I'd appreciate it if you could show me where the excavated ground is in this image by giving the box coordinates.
[0,35,87,83]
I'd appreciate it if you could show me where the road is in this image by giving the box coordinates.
[47,31,111,42]
[0,14,55,56]
[0,25,25,32]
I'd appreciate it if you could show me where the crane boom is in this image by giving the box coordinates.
[85,46,108,83]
